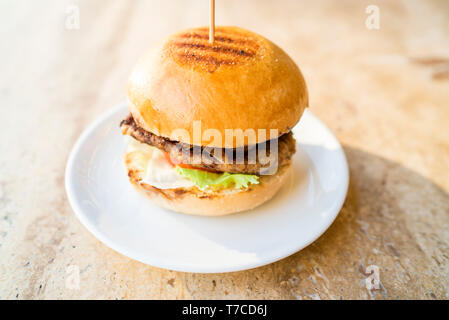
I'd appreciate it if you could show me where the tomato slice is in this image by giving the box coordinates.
[162,150,177,167]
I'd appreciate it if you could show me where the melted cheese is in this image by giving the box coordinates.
[125,136,194,189]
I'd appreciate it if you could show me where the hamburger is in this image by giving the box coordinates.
[120,26,308,216]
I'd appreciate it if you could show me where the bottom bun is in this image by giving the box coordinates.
[124,149,291,216]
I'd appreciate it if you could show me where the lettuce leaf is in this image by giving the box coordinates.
[176,167,259,190]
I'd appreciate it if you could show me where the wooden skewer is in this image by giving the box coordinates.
[209,0,215,43]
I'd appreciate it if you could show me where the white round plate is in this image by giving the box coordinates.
[65,103,349,273]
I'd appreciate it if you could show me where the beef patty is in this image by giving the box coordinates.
[120,114,296,175]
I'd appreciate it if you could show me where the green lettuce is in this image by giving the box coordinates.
[176,166,259,190]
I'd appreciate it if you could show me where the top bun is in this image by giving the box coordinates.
[127,26,308,148]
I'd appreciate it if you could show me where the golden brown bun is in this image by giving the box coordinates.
[124,148,291,216]
[127,26,308,148]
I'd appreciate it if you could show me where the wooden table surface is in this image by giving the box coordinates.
[1,0,448,299]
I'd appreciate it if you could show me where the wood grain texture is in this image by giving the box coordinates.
[0,0,448,299]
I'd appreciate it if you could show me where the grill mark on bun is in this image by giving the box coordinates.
[169,28,260,72]
[177,52,240,72]
[178,32,258,47]
[173,42,254,57]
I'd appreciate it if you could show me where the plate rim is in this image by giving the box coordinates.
[65,102,349,273]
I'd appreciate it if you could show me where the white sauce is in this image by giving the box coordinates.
[125,136,194,189]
